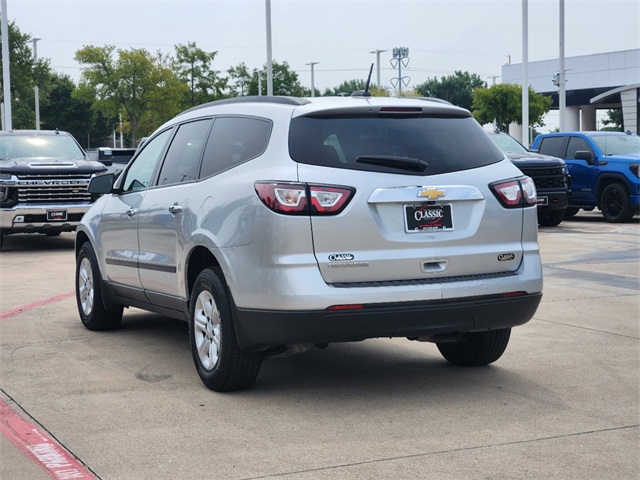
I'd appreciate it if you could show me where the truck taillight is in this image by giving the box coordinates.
[490,177,537,208]
[255,182,355,216]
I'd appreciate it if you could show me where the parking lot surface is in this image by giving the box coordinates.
[1,212,638,479]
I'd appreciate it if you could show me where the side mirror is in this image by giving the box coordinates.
[574,150,594,163]
[88,173,115,194]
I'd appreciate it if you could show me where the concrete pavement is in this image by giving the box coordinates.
[0,212,638,479]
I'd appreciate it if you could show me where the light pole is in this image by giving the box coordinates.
[306,62,318,97]
[1,0,12,130]
[32,37,41,130]
[369,49,386,88]
[559,0,566,131]
[522,0,529,144]
[265,0,273,96]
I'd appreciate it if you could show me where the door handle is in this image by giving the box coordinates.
[169,204,183,214]
[126,208,137,217]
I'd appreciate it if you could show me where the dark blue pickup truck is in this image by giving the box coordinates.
[531,131,640,223]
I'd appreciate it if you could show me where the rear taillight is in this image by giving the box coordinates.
[490,177,537,208]
[255,182,355,216]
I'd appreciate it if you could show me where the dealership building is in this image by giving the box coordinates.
[502,49,640,137]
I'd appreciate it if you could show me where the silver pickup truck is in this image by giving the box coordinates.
[0,130,106,249]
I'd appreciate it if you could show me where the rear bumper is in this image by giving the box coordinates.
[232,292,542,351]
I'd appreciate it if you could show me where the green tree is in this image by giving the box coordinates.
[39,72,113,147]
[174,42,227,107]
[415,70,487,110]
[601,109,623,131]
[322,79,367,97]
[74,45,185,146]
[227,62,251,97]
[0,19,51,128]
[139,52,189,138]
[245,61,308,97]
[415,71,486,110]
[472,84,553,132]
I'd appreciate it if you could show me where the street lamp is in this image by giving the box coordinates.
[369,50,386,88]
[306,62,318,97]
[31,37,41,130]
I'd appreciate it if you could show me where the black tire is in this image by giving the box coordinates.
[601,183,634,223]
[538,209,565,227]
[437,328,511,366]
[189,268,262,392]
[564,207,580,219]
[76,242,123,330]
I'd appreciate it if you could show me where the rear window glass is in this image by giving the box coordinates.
[288,115,503,175]
[537,136,566,158]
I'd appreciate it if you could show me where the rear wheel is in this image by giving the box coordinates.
[437,328,511,366]
[76,242,123,330]
[189,268,262,392]
[601,183,634,223]
[538,209,565,227]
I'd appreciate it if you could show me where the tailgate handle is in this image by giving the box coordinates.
[422,260,448,273]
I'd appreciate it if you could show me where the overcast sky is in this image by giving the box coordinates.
[5,0,638,95]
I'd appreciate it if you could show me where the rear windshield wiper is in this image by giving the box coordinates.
[356,155,428,172]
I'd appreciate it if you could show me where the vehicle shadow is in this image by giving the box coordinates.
[0,232,76,252]
[104,312,541,403]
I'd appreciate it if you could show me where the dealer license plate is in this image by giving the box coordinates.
[404,204,453,232]
[47,209,68,222]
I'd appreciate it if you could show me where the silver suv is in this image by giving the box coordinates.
[76,95,543,392]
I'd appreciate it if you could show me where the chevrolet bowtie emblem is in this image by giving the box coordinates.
[417,188,446,199]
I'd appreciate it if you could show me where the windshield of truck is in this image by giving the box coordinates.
[0,134,85,161]
[591,134,640,156]
[490,133,528,154]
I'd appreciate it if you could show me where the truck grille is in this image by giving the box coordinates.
[518,166,566,190]
[16,173,93,204]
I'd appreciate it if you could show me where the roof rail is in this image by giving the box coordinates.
[180,96,311,115]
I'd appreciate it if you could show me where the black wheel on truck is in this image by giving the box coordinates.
[538,209,565,227]
[189,268,262,392]
[601,183,634,223]
[76,242,123,330]
[437,328,511,366]
[563,207,580,218]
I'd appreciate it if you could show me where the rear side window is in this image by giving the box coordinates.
[538,136,566,158]
[288,115,503,175]
[200,116,272,179]
[157,119,212,186]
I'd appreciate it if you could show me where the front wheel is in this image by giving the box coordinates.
[437,328,511,366]
[189,268,262,392]
[76,242,123,330]
[538,209,565,227]
[601,183,634,223]
[564,207,580,219]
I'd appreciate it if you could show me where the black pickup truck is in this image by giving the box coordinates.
[0,130,106,249]
[488,131,571,227]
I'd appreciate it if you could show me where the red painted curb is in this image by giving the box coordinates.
[0,397,97,479]
[0,291,75,320]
